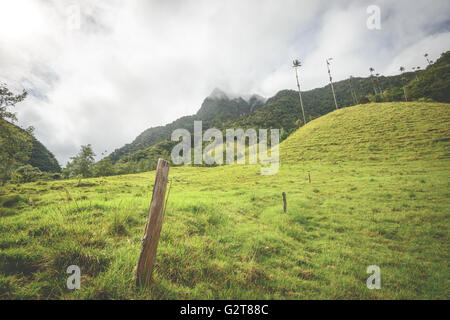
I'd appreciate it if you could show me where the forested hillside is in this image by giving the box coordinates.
[29,138,61,173]
[0,119,60,173]
[221,70,422,135]
[403,51,450,102]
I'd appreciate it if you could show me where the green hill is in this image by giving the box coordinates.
[0,119,61,173]
[1,101,448,299]
[107,69,424,172]
[106,51,450,173]
[281,102,450,162]
[226,72,420,134]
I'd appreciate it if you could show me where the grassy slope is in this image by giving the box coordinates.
[0,102,449,299]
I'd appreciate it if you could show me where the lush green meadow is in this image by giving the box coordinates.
[0,102,449,299]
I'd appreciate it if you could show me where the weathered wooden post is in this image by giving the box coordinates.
[136,158,170,286]
[282,192,287,213]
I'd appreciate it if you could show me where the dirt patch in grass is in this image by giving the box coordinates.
[0,249,42,276]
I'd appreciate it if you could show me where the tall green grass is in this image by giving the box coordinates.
[0,102,448,299]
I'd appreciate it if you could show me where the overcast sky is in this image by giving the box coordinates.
[1,0,449,165]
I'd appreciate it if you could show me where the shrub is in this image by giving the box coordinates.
[358,96,370,104]
[12,165,43,183]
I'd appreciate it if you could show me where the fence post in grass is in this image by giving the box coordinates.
[282,192,287,213]
[308,172,311,183]
[136,158,170,286]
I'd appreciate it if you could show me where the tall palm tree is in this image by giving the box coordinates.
[412,67,419,81]
[358,79,364,99]
[293,59,307,126]
[401,77,408,102]
[375,73,383,93]
[399,67,407,102]
[424,53,431,65]
[348,76,357,105]
[369,67,378,95]
[326,58,338,109]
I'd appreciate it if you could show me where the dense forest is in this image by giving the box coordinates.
[29,137,61,173]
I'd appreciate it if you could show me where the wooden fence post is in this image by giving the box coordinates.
[282,192,287,213]
[308,172,311,183]
[136,158,170,286]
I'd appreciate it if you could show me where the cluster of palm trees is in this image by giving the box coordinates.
[424,53,433,65]
[397,53,434,101]
[292,53,435,126]
[372,52,434,102]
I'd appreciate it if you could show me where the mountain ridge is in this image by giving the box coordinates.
[107,50,450,168]
[108,72,416,164]
[108,89,265,163]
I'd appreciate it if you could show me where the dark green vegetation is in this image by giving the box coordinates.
[0,119,61,174]
[0,119,61,184]
[63,145,96,179]
[373,51,450,103]
[0,102,448,299]
[403,51,450,102]
[29,139,61,174]
[0,83,61,185]
[0,119,32,185]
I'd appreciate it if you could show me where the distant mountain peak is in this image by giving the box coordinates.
[208,88,229,100]
[247,94,266,111]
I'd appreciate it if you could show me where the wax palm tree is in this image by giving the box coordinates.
[358,79,364,98]
[375,73,383,93]
[348,76,357,104]
[424,53,431,65]
[326,58,338,109]
[292,59,307,126]
[398,67,407,101]
[369,67,378,95]
[416,66,421,80]
[412,67,419,81]
[400,81,408,103]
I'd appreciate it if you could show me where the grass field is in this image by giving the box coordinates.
[0,102,449,299]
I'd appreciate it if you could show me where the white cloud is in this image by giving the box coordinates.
[0,0,449,165]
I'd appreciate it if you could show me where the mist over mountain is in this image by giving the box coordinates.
[108,88,265,163]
